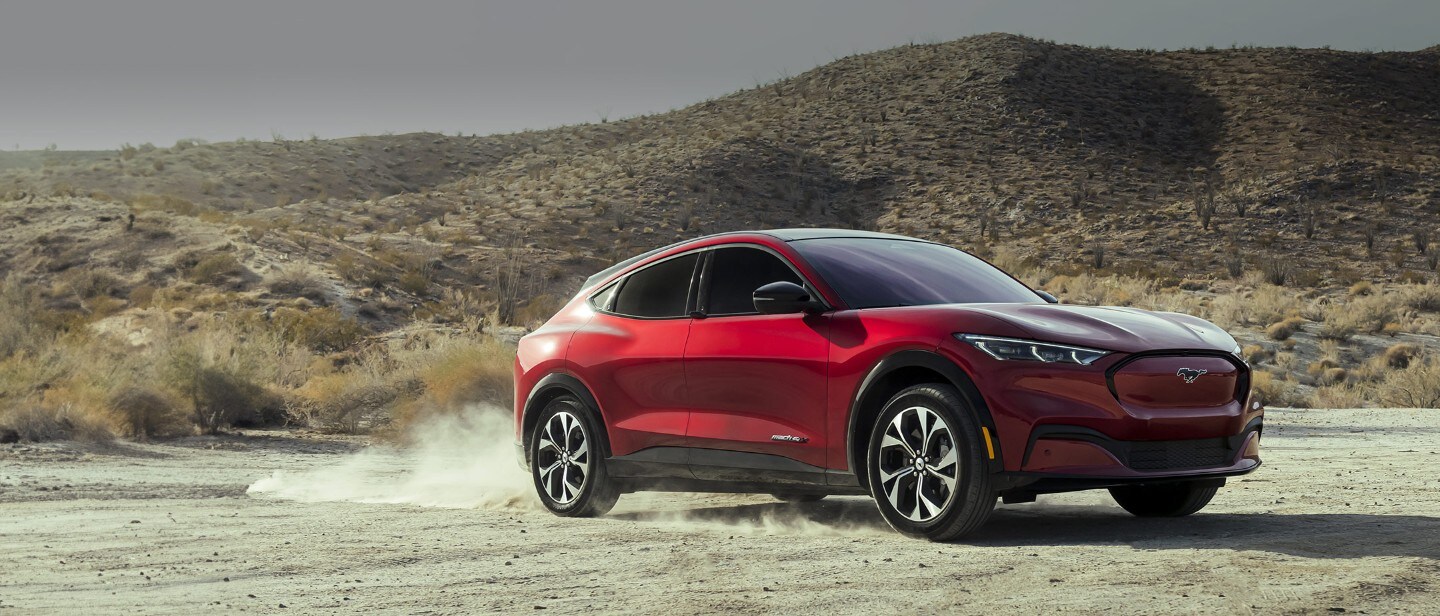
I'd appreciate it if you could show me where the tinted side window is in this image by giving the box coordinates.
[705,247,803,315]
[611,253,700,318]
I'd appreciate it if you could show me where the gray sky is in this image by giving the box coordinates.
[3,0,1436,150]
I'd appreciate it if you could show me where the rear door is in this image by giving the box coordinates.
[566,252,701,457]
[683,245,832,472]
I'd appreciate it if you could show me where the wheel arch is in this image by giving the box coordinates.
[522,372,612,461]
[846,350,1002,492]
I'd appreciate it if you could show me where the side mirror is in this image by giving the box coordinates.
[1035,290,1059,304]
[753,281,823,315]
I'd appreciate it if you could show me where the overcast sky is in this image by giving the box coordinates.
[3,0,1436,150]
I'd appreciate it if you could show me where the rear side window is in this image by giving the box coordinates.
[587,283,618,311]
[611,253,700,318]
[704,247,803,315]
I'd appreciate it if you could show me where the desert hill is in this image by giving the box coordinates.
[5,34,1437,309]
[4,34,1440,437]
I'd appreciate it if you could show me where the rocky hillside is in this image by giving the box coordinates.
[3,34,1438,328]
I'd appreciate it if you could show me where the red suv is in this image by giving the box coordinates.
[514,229,1263,540]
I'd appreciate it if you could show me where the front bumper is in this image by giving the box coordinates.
[994,416,1263,496]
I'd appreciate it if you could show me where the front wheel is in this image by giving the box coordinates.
[866,384,995,541]
[1109,481,1218,517]
[530,396,619,517]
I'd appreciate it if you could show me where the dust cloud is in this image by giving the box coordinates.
[247,407,539,511]
[246,406,891,536]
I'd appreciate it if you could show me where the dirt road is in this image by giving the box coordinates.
[2,408,1438,614]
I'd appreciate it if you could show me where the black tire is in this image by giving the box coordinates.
[865,384,995,541]
[1109,481,1218,517]
[771,493,826,503]
[530,395,619,517]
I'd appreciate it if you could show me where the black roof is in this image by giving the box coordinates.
[580,228,924,290]
[758,228,916,242]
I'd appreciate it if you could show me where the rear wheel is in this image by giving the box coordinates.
[1109,481,1218,517]
[530,396,619,517]
[866,384,995,541]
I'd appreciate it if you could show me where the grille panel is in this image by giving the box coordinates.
[1126,438,1233,471]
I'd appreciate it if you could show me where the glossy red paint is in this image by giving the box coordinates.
[566,313,692,455]
[1113,356,1239,408]
[514,229,1263,491]
[684,312,831,467]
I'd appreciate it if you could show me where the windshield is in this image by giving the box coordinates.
[790,238,1043,309]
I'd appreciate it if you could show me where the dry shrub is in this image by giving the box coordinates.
[1251,371,1308,408]
[284,329,514,435]
[1307,358,1340,377]
[1383,343,1422,369]
[1311,383,1369,408]
[1401,283,1440,312]
[187,253,244,284]
[267,267,329,302]
[0,403,115,442]
[0,336,122,442]
[409,336,514,412]
[1317,309,1360,341]
[1345,292,1408,334]
[1208,284,1299,328]
[1322,367,1348,385]
[1043,273,1158,308]
[514,293,564,327]
[1374,356,1440,408]
[270,306,365,352]
[157,321,294,432]
[0,274,49,358]
[1242,344,1272,365]
[110,387,190,438]
[1265,317,1306,341]
[291,370,405,433]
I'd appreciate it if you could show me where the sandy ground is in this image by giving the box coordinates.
[2,408,1438,615]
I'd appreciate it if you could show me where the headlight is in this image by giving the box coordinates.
[955,334,1110,365]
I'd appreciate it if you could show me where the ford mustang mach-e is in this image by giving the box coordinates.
[513,229,1262,540]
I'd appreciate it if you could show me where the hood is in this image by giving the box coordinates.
[957,304,1238,354]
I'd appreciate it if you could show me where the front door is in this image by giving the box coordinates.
[683,246,831,473]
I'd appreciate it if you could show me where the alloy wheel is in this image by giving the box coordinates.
[876,405,959,523]
[535,410,590,505]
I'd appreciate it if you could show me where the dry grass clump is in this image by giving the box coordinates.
[290,333,515,435]
[1206,284,1301,329]
[1241,344,1273,365]
[110,387,190,439]
[267,267,329,302]
[1310,383,1370,409]
[1250,370,1309,408]
[1373,355,1440,408]
[289,355,415,433]
[1265,316,1306,341]
[0,274,50,358]
[160,329,284,433]
[268,306,365,352]
[1401,284,1440,312]
[186,253,244,285]
[0,276,322,441]
[1042,273,1160,308]
[1381,343,1422,369]
[0,403,116,442]
[406,336,515,413]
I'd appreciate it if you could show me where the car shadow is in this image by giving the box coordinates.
[615,498,1440,559]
